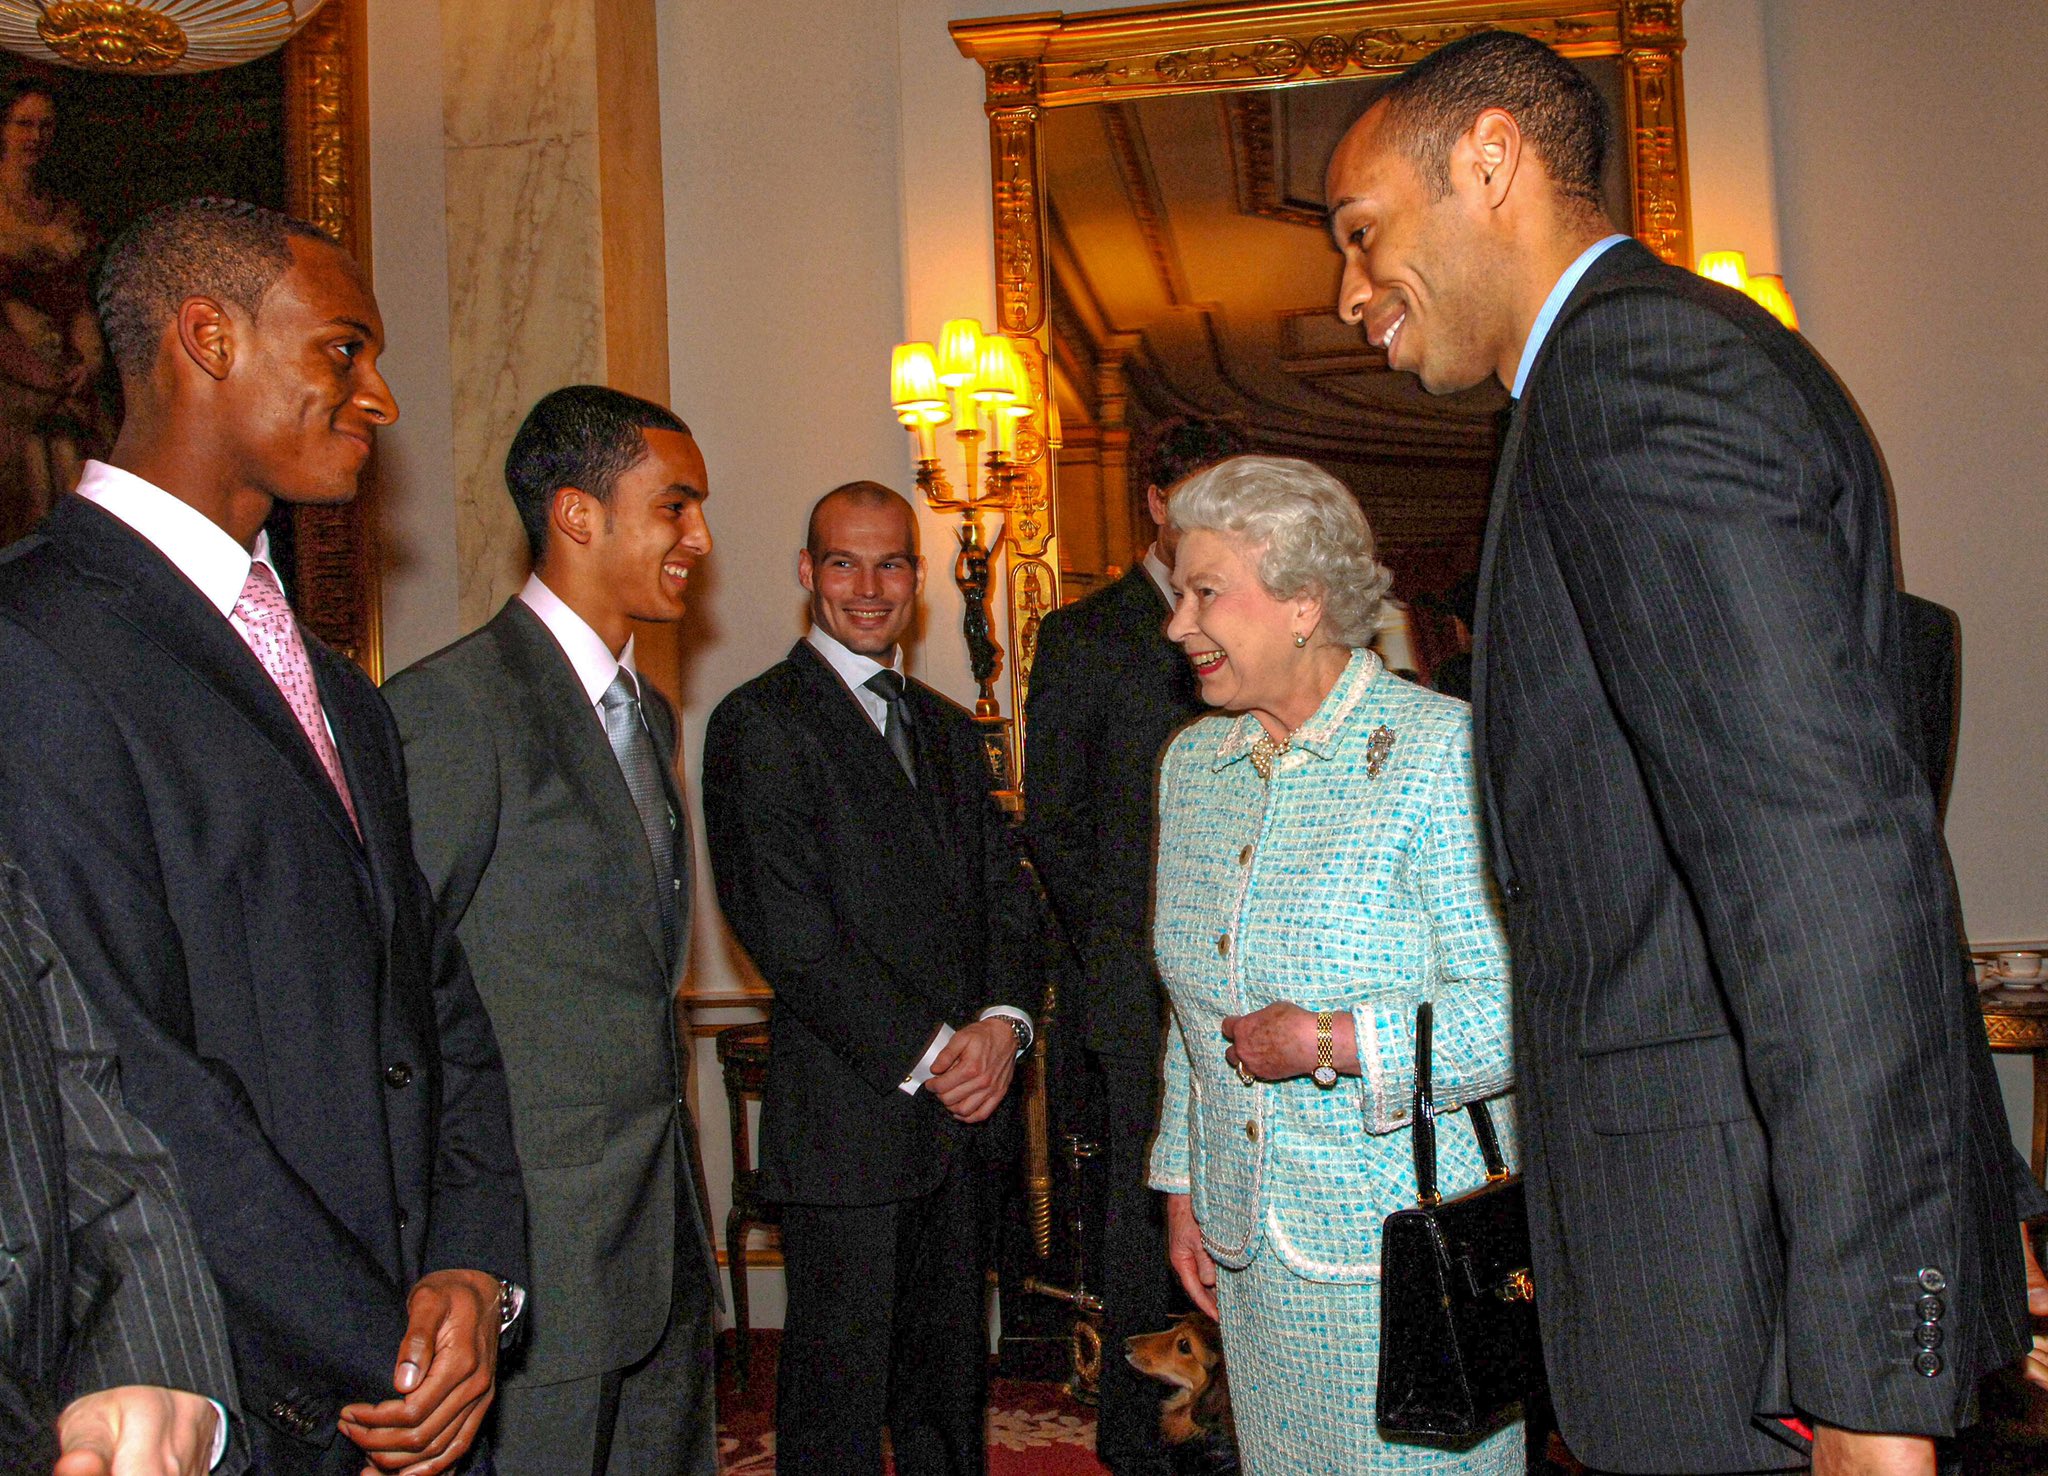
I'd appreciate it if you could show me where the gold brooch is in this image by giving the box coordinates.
[1365,725,1397,778]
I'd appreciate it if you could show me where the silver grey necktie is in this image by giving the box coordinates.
[863,669,917,786]
[601,670,678,958]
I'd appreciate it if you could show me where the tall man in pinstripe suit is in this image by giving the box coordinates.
[1328,31,2044,1475]
[0,845,243,1475]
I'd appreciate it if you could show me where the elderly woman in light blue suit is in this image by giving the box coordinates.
[1150,455,1517,1475]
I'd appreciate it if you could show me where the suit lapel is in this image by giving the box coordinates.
[640,685,693,979]
[48,498,363,856]
[498,600,669,973]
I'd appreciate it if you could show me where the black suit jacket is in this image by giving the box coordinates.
[386,598,718,1386]
[1023,565,1203,1058]
[0,850,246,1473]
[1474,239,2039,1469]
[702,640,1035,1207]
[0,496,527,1476]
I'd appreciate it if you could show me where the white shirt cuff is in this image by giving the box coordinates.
[976,1005,1034,1054]
[208,1399,229,1470]
[899,1024,955,1095]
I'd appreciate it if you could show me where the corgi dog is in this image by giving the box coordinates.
[1125,1312,1239,1475]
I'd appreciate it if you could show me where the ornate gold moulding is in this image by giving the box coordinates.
[0,0,328,73]
[952,0,1693,730]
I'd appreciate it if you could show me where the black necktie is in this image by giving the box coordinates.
[863,669,917,786]
[601,670,678,959]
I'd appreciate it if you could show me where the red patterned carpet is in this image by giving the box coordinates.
[715,1331,1109,1475]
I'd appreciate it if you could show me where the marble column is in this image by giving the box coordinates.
[438,0,678,689]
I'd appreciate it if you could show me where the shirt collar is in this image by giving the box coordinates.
[1212,648,1381,773]
[73,459,281,618]
[517,573,636,708]
[1141,542,1175,607]
[1510,233,1630,399]
[807,625,902,690]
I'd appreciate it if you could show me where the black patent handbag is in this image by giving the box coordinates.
[1374,1001,1542,1441]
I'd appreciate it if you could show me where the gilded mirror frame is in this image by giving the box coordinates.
[283,0,379,678]
[952,0,1692,739]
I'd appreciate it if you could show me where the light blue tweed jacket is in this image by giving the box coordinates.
[1147,649,1514,1280]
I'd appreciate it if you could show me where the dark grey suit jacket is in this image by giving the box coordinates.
[386,598,717,1388]
[702,640,1036,1207]
[1024,564,1203,1058]
[0,850,246,1473]
[1475,238,2040,1470]
[0,497,527,1474]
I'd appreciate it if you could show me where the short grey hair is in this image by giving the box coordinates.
[1166,454,1393,648]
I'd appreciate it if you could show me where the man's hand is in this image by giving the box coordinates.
[1810,1426,1933,1476]
[926,1018,1018,1124]
[337,1268,501,1476]
[2023,1222,2048,1391]
[1165,1192,1219,1319]
[53,1385,220,1476]
[1222,1002,1316,1082]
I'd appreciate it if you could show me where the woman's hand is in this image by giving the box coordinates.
[1223,1001,1357,1081]
[1165,1192,1219,1319]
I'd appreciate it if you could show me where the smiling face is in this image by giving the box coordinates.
[582,427,712,625]
[220,235,396,508]
[800,493,923,658]
[1166,528,1310,722]
[1326,103,1512,395]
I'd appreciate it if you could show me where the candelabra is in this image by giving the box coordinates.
[890,320,1043,722]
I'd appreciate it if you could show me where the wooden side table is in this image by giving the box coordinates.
[1981,988,2048,1183]
[714,1020,776,1389]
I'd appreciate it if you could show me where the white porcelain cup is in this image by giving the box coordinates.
[1997,951,2045,985]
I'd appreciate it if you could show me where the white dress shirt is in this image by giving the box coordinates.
[517,572,635,708]
[802,625,1033,1088]
[1141,542,1175,607]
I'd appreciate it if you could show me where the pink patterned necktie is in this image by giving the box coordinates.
[230,562,360,835]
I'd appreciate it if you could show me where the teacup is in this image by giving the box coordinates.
[1996,951,2046,986]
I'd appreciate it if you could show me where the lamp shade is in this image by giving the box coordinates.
[936,318,984,388]
[971,335,1025,405]
[0,0,329,73]
[1697,250,1750,291]
[890,342,945,412]
[1744,274,1800,331]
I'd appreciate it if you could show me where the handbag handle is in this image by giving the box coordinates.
[1409,1001,1509,1211]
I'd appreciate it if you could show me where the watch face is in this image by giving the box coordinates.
[1313,1064,1338,1088]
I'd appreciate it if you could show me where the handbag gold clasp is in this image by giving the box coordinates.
[1495,1269,1536,1303]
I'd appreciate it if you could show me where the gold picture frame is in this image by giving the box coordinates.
[284,0,378,678]
[953,0,1692,729]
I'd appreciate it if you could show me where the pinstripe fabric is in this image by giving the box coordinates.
[1476,239,2036,1472]
[0,851,244,1471]
[1149,650,1516,1473]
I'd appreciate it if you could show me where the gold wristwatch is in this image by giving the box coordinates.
[1312,1011,1338,1088]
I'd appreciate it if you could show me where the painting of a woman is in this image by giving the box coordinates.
[0,79,109,546]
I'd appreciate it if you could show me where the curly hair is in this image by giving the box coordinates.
[1166,455,1392,648]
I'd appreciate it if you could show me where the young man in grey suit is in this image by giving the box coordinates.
[1022,417,1240,1476]
[1327,31,2046,1475]
[385,386,719,1476]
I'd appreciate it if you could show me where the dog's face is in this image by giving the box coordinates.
[1125,1312,1223,1392]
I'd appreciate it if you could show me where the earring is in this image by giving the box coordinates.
[1294,632,1307,648]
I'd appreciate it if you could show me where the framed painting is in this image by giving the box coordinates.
[0,0,377,674]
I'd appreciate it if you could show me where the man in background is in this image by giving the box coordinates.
[0,198,526,1476]
[1327,31,2044,1474]
[703,481,1036,1476]
[0,846,242,1476]
[386,385,721,1476]
[1022,416,1243,1476]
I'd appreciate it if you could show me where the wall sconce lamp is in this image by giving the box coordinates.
[889,318,1042,725]
[1697,250,1800,331]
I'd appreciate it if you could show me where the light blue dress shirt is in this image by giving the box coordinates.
[1510,233,1629,399]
